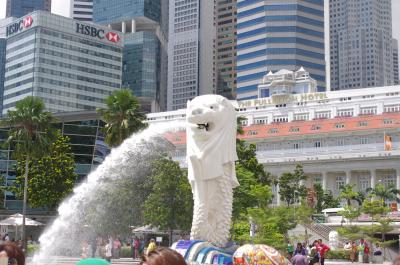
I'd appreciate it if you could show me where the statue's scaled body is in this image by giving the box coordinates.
[186,95,239,247]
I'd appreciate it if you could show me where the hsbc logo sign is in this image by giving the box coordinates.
[106,32,120,43]
[76,23,120,43]
[6,16,34,37]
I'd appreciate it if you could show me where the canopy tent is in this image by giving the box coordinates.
[0,213,43,240]
[0,213,43,226]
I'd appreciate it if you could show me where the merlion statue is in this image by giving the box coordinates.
[186,95,239,247]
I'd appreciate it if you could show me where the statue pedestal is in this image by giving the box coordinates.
[171,240,234,265]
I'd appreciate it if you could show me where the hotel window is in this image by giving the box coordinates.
[248,130,258,136]
[293,113,309,121]
[382,175,396,187]
[240,119,248,126]
[335,176,346,191]
[273,116,288,123]
[360,107,377,115]
[314,176,322,185]
[337,138,345,146]
[359,176,370,191]
[311,124,321,130]
[269,128,278,134]
[360,138,369,145]
[289,127,300,133]
[337,109,354,117]
[314,140,322,148]
[335,123,345,129]
[315,111,331,119]
[383,119,393,125]
[358,121,368,126]
[384,104,400,113]
[254,117,267,125]
[293,142,302,149]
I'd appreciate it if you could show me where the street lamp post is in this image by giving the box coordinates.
[249,216,255,244]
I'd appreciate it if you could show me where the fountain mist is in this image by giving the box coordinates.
[31,121,184,264]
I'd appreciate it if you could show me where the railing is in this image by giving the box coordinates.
[256,142,399,158]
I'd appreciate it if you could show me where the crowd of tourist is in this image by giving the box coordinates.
[81,236,149,260]
[343,239,383,263]
[287,239,331,265]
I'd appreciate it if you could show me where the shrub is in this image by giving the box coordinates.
[121,246,132,258]
[326,249,350,260]
[27,244,40,257]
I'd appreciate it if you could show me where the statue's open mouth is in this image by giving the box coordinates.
[197,123,210,131]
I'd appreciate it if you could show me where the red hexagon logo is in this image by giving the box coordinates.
[23,16,33,28]
[106,32,120,43]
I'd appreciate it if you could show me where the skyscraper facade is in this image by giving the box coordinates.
[167,0,216,110]
[0,18,16,116]
[70,0,93,22]
[93,0,168,112]
[329,0,394,90]
[236,0,326,100]
[3,11,123,114]
[6,0,51,18]
[394,39,399,85]
[216,0,237,100]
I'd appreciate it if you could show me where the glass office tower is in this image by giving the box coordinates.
[236,0,326,100]
[6,0,51,18]
[93,0,168,112]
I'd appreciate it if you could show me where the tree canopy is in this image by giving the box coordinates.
[143,156,193,244]
[11,131,77,209]
[97,89,148,147]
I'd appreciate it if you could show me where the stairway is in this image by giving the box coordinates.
[304,223,334,242]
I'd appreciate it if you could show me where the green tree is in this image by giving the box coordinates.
[10,131,77,209]
[360,199,395,259]
[143,156,193,245]
[339,184,364,206]
[1,96,55,250]
[366,183,400,206]
[247,206,297,250]
[278,164,307,206]
[337,205,363,241]
[97,89,147,147]
[314,184,340,212]
[233,140,272,222]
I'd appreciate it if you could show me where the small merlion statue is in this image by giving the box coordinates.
[329,231,339,250]
[186,95,239,247]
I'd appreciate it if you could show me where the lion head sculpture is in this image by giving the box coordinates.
[186,94,238,187]
[186,95,239,246]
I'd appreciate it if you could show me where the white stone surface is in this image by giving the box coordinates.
[186,95,238,247]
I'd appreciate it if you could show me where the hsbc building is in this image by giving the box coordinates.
[3,11,123,114]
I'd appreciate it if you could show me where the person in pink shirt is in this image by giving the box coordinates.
[317,239,330,265]
[113,238,121,259]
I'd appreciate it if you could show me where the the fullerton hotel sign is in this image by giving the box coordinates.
[237,92,328,108]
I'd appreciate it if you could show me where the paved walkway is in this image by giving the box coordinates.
[27,257,140,265]
[27,257,393,265]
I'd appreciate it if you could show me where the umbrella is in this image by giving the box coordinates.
[0,213,43,226]
[75,258,110,265]
[0,213,43,240]
[233,244,291,265]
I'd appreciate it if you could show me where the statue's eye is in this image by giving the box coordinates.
[210,106,213,109]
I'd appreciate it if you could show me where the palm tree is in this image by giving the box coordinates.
[366,183,400,206]
[1,96,55,251]
[339,184,364,206]
[97,89,148,147]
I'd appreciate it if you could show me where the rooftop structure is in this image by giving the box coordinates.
[258,68,317,98]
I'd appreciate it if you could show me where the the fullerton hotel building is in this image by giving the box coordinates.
[147,84,400,206]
